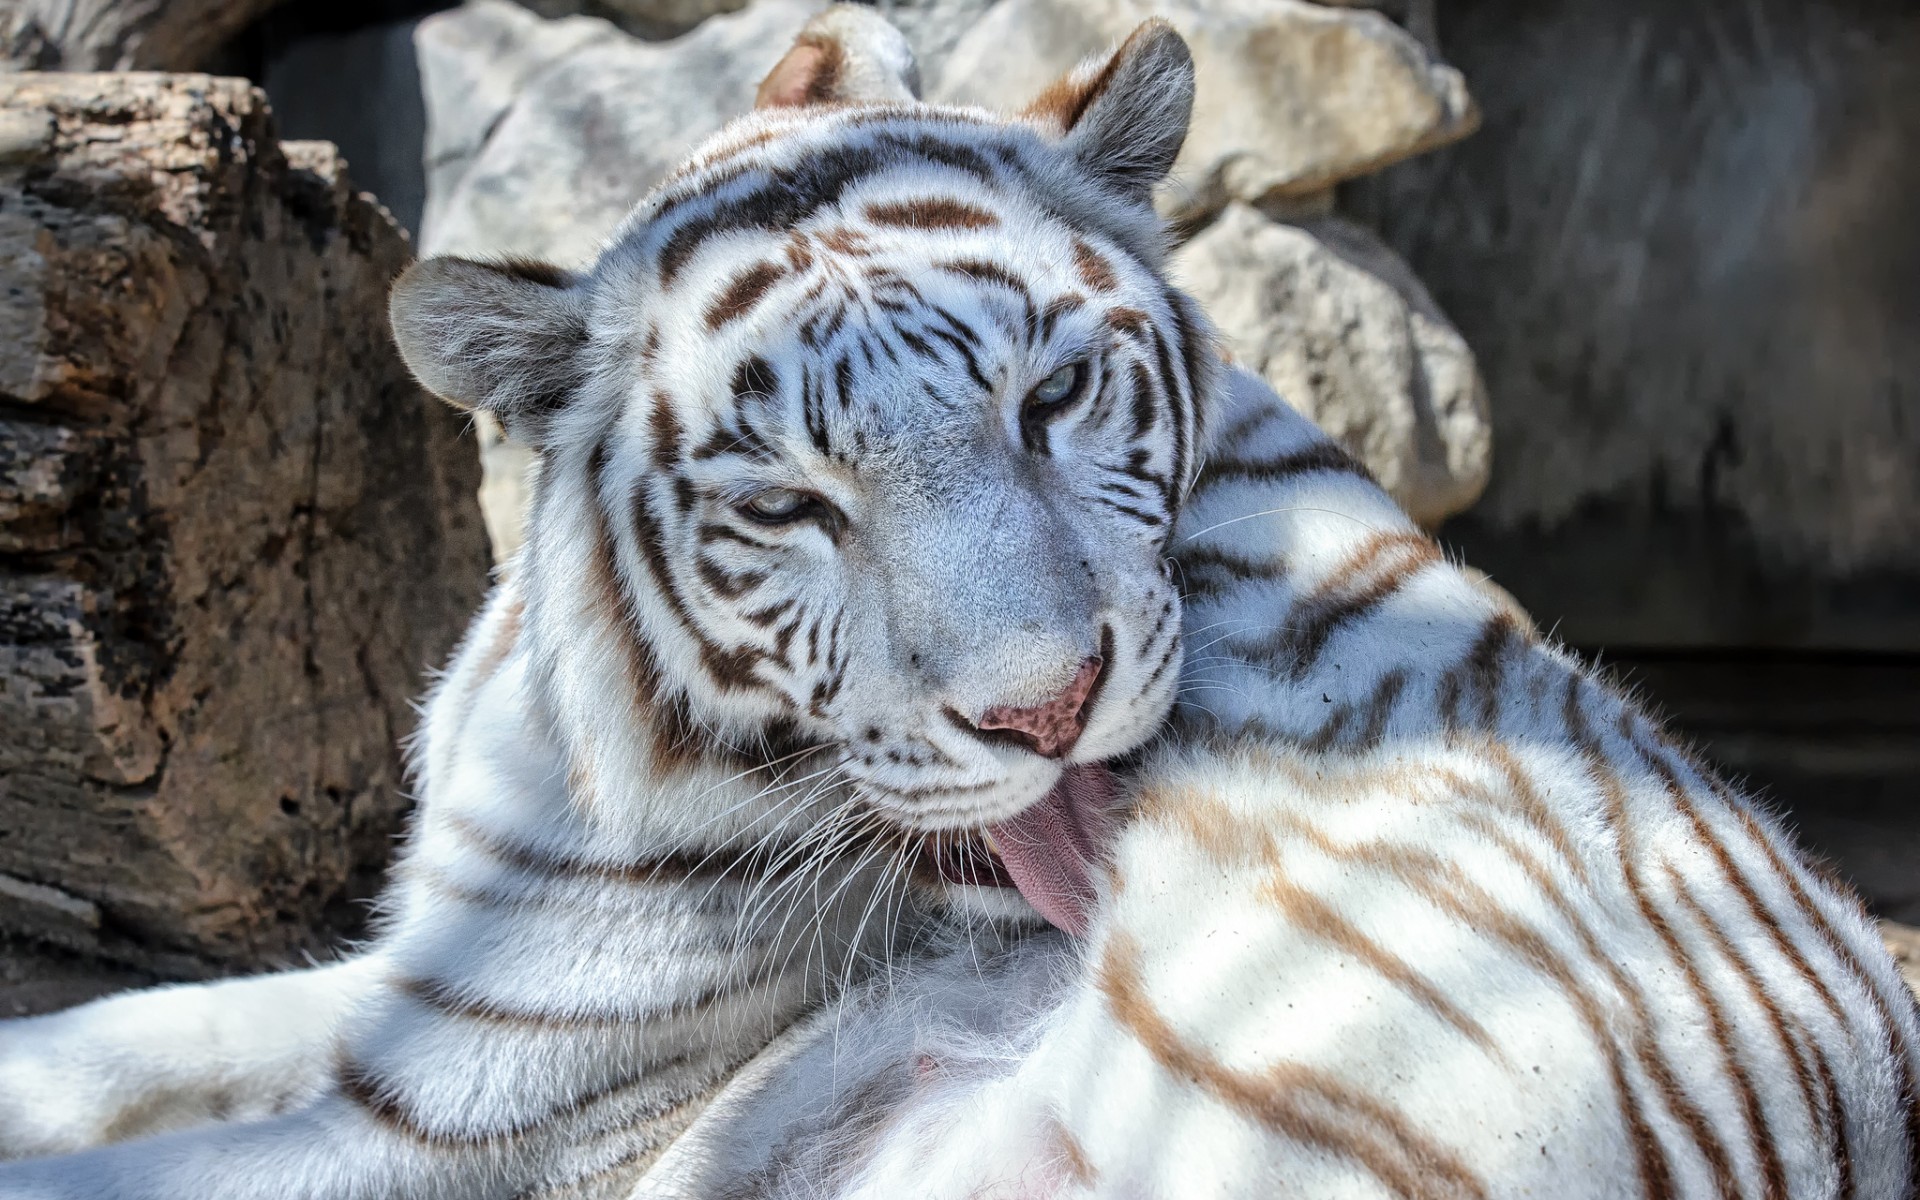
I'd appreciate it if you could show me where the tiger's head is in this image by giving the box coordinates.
[390,11,1212,935]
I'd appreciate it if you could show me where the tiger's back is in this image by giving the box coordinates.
[639,365,1920,1199]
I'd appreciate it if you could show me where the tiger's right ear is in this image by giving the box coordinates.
[755,5,921,109]
[389,256,591,447]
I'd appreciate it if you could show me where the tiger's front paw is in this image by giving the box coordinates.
[0,1016,126,1162]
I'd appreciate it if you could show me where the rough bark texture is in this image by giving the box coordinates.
[0,73,490,977]
[0,0,287,71]
[1345,0,1920,650]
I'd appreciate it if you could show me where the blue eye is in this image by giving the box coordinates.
[1030,363,1083,408]
[739,489,811,524]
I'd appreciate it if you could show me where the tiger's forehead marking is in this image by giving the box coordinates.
[622,105,1114,297]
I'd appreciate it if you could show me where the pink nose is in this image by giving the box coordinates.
[974,656,1105,760]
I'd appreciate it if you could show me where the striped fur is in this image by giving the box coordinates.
[0,13,1217,1200]
[633,364,1920,1200]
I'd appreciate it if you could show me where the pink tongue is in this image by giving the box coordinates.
[986,764,1118,936]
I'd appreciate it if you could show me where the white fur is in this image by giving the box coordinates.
[632,367,1920,1200]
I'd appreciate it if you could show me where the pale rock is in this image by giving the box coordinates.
[421,0,821,265]
[1175,203,1491,527]
[936,0,1476,222]
[414,0,616,247]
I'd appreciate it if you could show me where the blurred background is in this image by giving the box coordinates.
[2,0,1915,1009]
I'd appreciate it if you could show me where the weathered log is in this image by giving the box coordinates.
[0,73,490,976]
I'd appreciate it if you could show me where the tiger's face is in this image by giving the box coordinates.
[391,17,1207,932]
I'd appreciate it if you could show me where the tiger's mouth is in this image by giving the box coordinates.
[915,763,1119,936]
[928,830,1019,890]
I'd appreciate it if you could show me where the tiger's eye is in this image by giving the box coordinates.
[739,489,810,524]
[1031,363,1082,407]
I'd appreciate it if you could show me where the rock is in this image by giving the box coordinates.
[420,0,821,265]
[935,0,1476,222]
[1310,0,1437,50]
[873,0,998,83]
[1174,203,1491,527]
[1342,0,1920,651]
[414,0,615,250]
[1,0,285,70]
[0,75,490,976]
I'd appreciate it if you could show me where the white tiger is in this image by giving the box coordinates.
[0,9,1207,1198]
[634,362,1920,1199]
[0,11,1913,1200]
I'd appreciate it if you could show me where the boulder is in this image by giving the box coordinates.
[1174,203,1490,527]
[935,0,1476,222]
[508,0,751,39]
[420,0,820,265]
[414,0,616,249]
[1,0,284,71]
[0,75,490,976]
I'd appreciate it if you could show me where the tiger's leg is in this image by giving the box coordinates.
[0,1091,500,1200]
[0,955,383,1161]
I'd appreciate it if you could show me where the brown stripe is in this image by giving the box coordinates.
[1022,46,1125,132]
[1562,677,1745,1196]
[396,973,749,1033]
[1628,723,1860,1194]
[1193,442,1377,493]
[934,257,1030,295]
[705,262,787,329]
[1665,864,1821,1199]
[1439,739,1593,890]
[1098,934,1488,1200]
[862,197,999,229]
[1422,808,1675,1198]
[1259,863,1500,1055]
[440,810,828,893]
[1249,532,1439,679]
[1725,790,1920,1182]
[1071,237,1118,292]
[338,1047,702,1149]
[582,445,706,776]
[1049,1116,1098,1187]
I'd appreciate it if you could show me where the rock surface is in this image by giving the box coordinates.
[935,0,1476,222]
[420,0,819,265]
[1343,0,1920,650]
[515,0,751,39]
[414,0,616,251]
[1175,204,1490,526]
[1,0,284,71]
[0,74,490,975]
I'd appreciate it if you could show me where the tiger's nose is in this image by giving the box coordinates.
[972,654,1105,760]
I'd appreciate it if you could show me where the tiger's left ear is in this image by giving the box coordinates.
[755,5,921,109]
[1023,20,1194,204]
